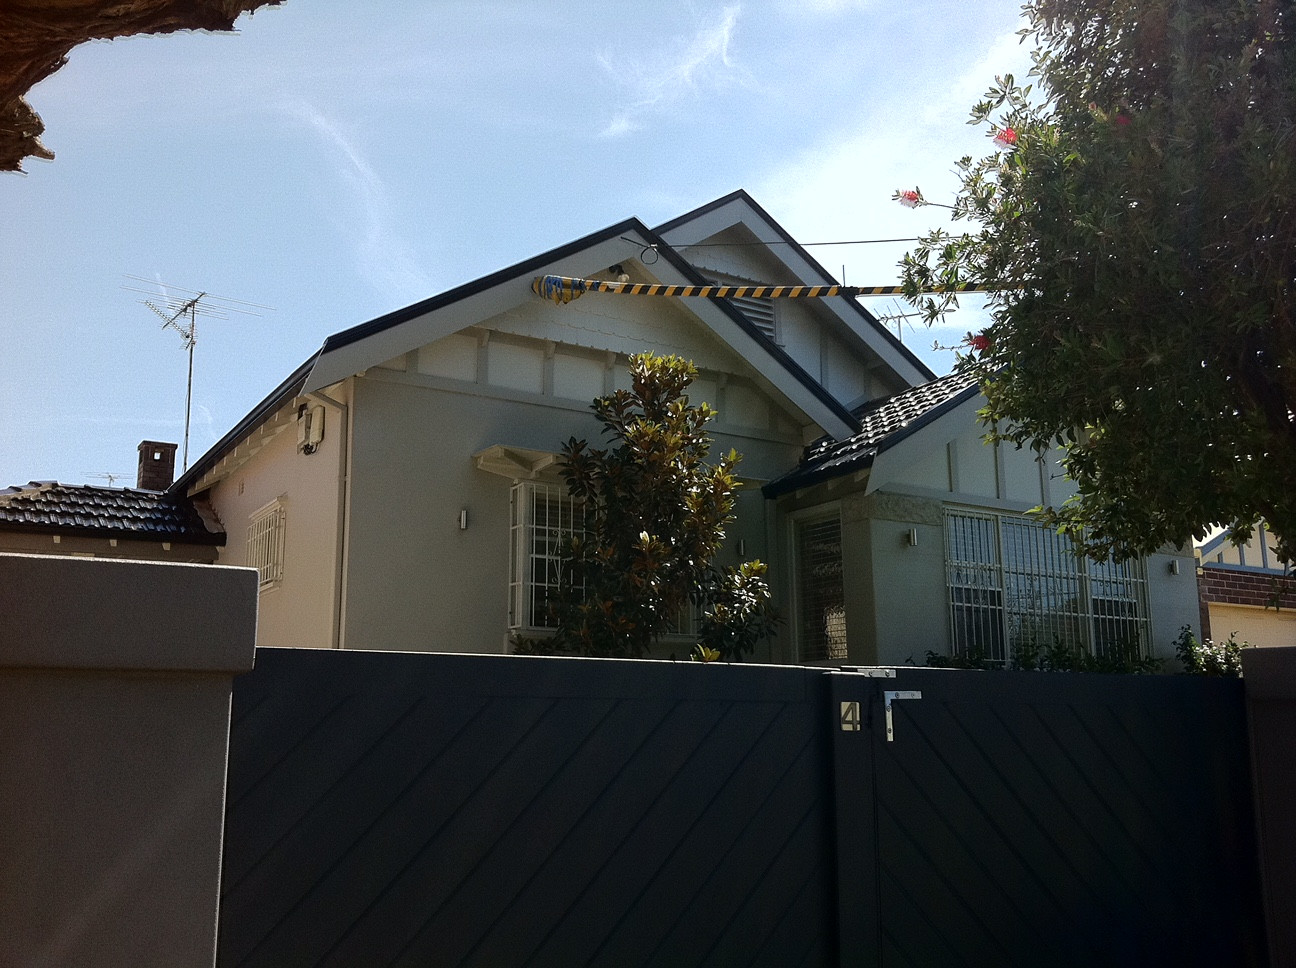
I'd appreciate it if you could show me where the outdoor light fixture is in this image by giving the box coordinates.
[906,527,919,547]
[459,509,469,530]
[1169,560,1180,575]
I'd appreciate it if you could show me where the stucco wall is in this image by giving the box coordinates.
[0,553,256,968]
[207,396,344,649]
[341,362,800,655]
[1207,602,1296,649]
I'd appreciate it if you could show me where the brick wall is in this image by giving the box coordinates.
[1199,565,1296,639]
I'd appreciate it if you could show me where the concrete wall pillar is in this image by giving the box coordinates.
[0,553,256,968]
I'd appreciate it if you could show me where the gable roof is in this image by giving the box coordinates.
[764,371,980,497]
[655,190,937,388]
[173,195,882,495]
[300,216,859,435]
[0,481,225,544]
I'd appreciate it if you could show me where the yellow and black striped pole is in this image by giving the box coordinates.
[531,274,992,305]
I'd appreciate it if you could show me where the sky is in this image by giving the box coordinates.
[1,0,1032,488]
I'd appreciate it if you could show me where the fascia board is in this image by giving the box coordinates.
[657,195,935,387]
[865,391,986,495]
[303,233,647,394]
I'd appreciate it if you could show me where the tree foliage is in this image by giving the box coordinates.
[520,352,778,660]
[902,0,1296,558]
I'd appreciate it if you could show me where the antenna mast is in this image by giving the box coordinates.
[144,293,202,470]
[126,276,271,473]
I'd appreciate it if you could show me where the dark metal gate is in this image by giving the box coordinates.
[829,668,1266,967]
[219,649,837,968]
[219,650,1265,967]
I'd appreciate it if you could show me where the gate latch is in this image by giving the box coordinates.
[883,690,922,742]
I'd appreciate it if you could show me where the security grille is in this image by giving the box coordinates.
[797,515,847,662]
[944,508,1149,663]
[247,500,286,589]
[509,482,583,630]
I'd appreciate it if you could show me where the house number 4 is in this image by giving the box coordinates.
[840,701,861,732]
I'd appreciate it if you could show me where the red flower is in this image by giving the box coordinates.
[897,188,922,208]
[967,333,991,353]
[1114,113,1131,127]
[993,126,1018,148]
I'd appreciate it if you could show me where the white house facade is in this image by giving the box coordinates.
[169,191,1200,665]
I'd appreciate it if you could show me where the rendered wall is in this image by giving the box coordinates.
[1207,603,1296,649]
[0,553,256,968]
[341,362,799,656]
[207,396,344,650]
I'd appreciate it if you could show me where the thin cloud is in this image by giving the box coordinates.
[752,23,1030,375]
[283,99,434,302]
[598,4,745,137]
[791,0,875,12]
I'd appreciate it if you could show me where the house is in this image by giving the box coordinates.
[0,441,225,563]
[169,190,1200,664]
[1197,522,1296,648]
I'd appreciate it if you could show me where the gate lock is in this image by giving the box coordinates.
[883,690,922,742]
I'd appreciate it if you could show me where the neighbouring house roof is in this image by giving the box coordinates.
[1197,520,1289,573]
[764,371,981,497]
[0,481,225,544]
[173,192,887,496]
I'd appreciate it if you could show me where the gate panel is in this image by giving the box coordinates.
[864,669,1265,968]
[219,649,837,968]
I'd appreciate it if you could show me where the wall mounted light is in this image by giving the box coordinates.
[906,527,919,547]
[1169,560,1180,575]
[737,539,746,557]
[459,509,469,531]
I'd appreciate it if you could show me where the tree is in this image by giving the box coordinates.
[519,352,778,660]
[900,0,1296,559]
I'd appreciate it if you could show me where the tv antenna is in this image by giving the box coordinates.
[124,276,271,472]
[874,299,924,344]
[87,472,130,487]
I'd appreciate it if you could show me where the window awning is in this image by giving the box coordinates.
[473,444,561,480]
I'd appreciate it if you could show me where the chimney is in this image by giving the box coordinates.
[137,441,178,491]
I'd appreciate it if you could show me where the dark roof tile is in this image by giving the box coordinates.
[0,482,225,544]
[764,371,980,496]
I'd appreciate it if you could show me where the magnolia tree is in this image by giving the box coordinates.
[899,0,1296,559]
[519,352,778,660]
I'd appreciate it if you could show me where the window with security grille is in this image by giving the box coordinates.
[796,515,847,662]
[707,271,779,342]
[247,499,286,590]
[509,481,583,631]
[943,508,1149,663]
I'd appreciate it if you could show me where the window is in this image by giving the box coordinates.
[943,509,1149,663]
[796,515,848,662]
[247,499,286,590]
[509,481,582,630]
[508,481,700,638]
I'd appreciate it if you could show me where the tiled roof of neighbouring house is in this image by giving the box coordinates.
[764,371,981,496]
[0,481,225,544]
